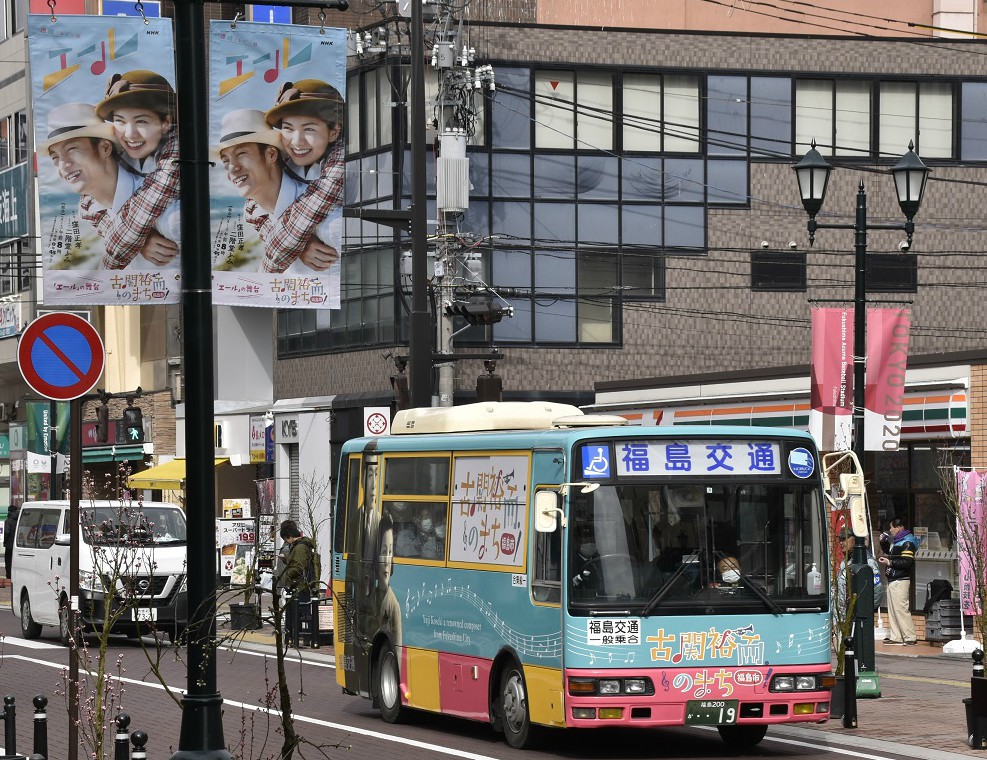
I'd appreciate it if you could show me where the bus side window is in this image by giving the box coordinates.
[339,457,360,555]
[532,522,561,603]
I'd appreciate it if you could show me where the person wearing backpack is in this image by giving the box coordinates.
[278,520,318,647]
[836,528,884,612]
[878,517,919,645]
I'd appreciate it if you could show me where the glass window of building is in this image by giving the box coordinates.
[534,70,613,151]
[0,116,9,169]
[879,81,953,159]
[750,77,792,158]
[576,72,613,151]
[707,76,747,156]
[960,82,987,161]
[491,67,531,150]
[346,72,360,154]
[796,79,870,156]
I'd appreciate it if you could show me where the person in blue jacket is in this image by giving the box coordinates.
[878,517,919,645]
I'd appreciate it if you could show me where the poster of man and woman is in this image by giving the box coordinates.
[26,13,346,310]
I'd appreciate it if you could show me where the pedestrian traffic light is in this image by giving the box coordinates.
[123,406,144,444]
[96,403,110,444]
[445,292,510,326]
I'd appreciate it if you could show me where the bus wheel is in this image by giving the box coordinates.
[717,724,767,748]
[499,664,537,749]
[376,644,405,724]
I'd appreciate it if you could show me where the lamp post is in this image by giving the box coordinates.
[794,140,929,703]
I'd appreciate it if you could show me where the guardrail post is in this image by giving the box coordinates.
[841,637,858,729]
[114,713,130,760]
[2,694,19,757]
[969,649,987,749]
[131,729,148,760]
[31,695,47,760]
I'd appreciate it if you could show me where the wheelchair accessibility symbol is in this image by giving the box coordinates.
[582,446,611,479]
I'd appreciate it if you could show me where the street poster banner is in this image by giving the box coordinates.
[809,307,853,452]
[218,517,257,580]
[27,15,181,305]
[208,20,346,309]
[864,308,911,452]
[955,469,985,617]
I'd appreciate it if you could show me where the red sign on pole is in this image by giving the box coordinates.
[18,313,105,401]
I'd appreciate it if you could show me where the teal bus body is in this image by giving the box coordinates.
[332,410,832,748]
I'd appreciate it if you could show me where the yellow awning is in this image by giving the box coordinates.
[128,458,230,491]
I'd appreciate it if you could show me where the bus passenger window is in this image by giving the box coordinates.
[388,502,448,561]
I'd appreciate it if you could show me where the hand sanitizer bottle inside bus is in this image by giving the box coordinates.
[807,563,822,594]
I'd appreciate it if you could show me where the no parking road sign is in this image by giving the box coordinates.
[18,313,105,401]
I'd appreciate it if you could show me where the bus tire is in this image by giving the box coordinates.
[376,644,405,724]
[717,724,767,748]
[499,663,538,749]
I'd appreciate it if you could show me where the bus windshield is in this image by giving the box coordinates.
[567,481,826,615]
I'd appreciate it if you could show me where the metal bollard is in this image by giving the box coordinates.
[32,695,47,760]
[310,597,320,649]
[131,730,148,760]
[114,713,130,760]
[2,694,19,758]
[842,637,858,729]
[971,649,987,749]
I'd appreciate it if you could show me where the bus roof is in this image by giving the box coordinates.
[391,401,628,435]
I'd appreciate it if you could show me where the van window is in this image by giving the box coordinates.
[13,508,63,549]
[82,505,187,546]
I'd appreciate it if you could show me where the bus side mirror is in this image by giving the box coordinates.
[534,491,564,532]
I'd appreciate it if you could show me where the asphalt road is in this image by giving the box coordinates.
[0,599,981,760]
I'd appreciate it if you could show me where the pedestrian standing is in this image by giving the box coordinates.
[878,517,919,645]
[3,504,19,584]
[277,519,317,647]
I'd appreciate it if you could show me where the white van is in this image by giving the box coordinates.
[11,500,188,644]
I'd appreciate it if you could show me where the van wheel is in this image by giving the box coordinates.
[499,663,539,749]
[375,644,405,724]
[20,594,42,639]
[58,598,77,646]
[717,725,767,748]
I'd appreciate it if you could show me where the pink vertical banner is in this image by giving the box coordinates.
[864,308,911,451]
[956,469,985,617]
[809,307,854,451]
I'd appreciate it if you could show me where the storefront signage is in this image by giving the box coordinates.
[0,300,21,338]
[249,414,268,464]
[275,415,299,444]
[0,164,28,241]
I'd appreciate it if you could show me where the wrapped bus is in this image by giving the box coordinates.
[332,401,833,748]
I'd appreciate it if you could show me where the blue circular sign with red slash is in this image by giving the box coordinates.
[18,313,105,401]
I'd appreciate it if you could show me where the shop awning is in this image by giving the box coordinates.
[128,458,229,490]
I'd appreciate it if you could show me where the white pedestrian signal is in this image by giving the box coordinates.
[123,407,144,444]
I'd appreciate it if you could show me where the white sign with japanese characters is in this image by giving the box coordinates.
[612,441,781,477]
[450,455,529,567]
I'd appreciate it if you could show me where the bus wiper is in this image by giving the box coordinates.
[735,569,783,615]
[639,550,698,618]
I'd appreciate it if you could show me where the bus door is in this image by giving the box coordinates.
[344,454,380,698]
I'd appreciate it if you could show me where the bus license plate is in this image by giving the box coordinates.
[685,700,738,725]
[132,607,157,622]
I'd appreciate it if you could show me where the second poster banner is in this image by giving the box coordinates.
[209,20,347,310]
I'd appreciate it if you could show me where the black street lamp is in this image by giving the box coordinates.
[794,140,929,715]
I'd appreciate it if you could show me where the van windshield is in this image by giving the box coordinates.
[82,505,187,546]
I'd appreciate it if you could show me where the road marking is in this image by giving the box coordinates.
[1,652,970,760]
[217,643,335,669]
[0,636,62,650]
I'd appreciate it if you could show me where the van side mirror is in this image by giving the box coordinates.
[534,491,564,532]
[54,533,72,546]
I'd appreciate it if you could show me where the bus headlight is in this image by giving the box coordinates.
[624,679,647,694]
[771,674,821,692]
[598,680,621,695]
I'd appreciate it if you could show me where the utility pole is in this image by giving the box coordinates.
[431,16,496,405]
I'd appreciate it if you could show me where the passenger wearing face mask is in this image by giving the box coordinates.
[712,555,742,589]
[415,508,443,560]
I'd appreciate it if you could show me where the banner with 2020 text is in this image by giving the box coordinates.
[863,308,911,451]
